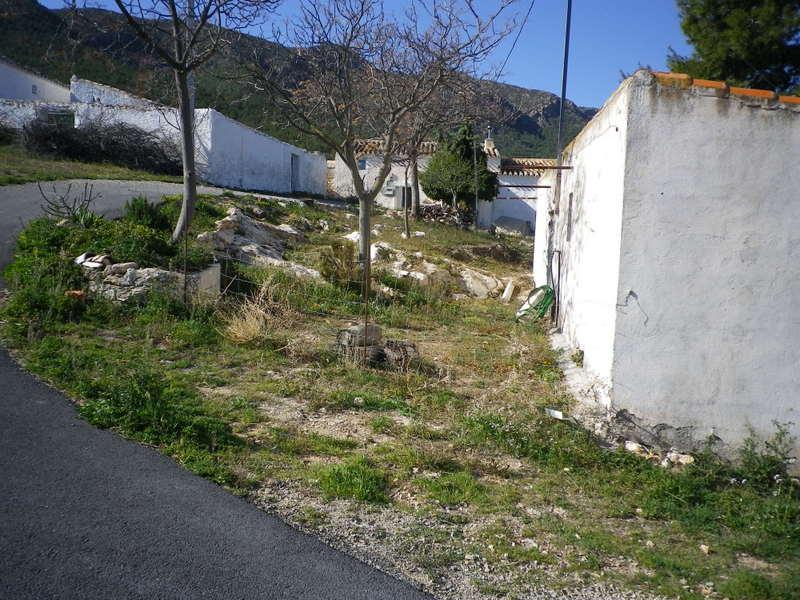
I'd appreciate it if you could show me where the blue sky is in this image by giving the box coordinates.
[41,0,693,108]
[488,0,692,107]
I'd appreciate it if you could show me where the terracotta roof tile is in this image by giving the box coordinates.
[500,157,557,176]
[653,72,692,88]
[650,71,799,109]
[352,138,438,158]
[729,86,777,100]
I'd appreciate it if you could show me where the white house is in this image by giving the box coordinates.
[0,56,70,103]
[330,139,438,210]
[533,69,800,459]
[477,134,556,233]
[70,78,326,196]
[0,56,72,128]
[332,134,557,229]
[0,59,326,196]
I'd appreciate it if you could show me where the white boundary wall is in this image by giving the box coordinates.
[535,71,800,456]
[71,80,326,195]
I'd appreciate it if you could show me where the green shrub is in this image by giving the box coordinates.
[318,456,389,503]
[319,240,361,289]
[124,196,171,231]
[3,252,86,325]
[78,366,238,451]
[22,118,181,175]
[421,471,485,506]
[0,123,17,145]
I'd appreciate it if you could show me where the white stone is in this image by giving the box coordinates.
[105,261,138,275]
[342,231,360,243]
[500,279,515,303]
[458,267,503,299]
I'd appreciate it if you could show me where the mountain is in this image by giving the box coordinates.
[0,0,596,157]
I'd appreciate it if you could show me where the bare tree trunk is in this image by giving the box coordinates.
[403,162,411,238]
[358,195,371,263]
[358,194,371,342]
[411,157,421,219]
[171,69,197,243]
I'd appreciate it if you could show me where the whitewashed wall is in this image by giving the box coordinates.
[0,100,72,129]
[477,173,539,230]
[532,171,555,286]
[70,77,151,107]
[205,110,325,195]
[611,72,800,453]
[540,70,800,457]
[72,79,325,195]
[546,79,631,385]
[0,59,70,103]
[73,102,211,176]
[332,154,432,209]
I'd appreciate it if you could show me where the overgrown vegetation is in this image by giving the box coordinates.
[22,119,182,176]
[2,191,798,599]
[0,139,181,187]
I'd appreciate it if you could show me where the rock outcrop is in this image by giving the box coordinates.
[197,207,321,278]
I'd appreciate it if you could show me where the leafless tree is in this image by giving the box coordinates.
[246,0,514,285]
[395,76,516,233]
[78,0,277,242]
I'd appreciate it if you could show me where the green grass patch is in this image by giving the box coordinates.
[318,456,389,503]
[421,471,486,507]
[0,143,181,186]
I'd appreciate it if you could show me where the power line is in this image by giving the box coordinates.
[498,0,537,77]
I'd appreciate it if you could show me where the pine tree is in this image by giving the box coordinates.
[420,124,498,211]
[668,0,800,93]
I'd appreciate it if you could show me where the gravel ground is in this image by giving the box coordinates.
[254,480,671,600]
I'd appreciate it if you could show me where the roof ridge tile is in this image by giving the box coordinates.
[650,70,799,110]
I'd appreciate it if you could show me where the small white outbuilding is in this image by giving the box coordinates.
[533,70,800,459]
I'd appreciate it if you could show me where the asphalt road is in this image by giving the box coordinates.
[0,180,429,599]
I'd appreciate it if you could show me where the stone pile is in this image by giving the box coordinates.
[197,207,321,279]
[367,241,508,299]
[335,324,419,370]
[418,204,468,227]
[75,252,220,302]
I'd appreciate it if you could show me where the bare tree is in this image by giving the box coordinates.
[396,76,516,229]
[83,0,276,242]
[246,0,513,277]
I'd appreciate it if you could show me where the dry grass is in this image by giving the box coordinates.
[219,275,299,344]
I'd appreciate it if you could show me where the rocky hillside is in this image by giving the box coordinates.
[0,0,595,157]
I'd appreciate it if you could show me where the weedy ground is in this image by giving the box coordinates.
[0,141,181,186]
[2,191,798,600]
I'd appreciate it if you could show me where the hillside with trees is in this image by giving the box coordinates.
[0,0,596,157]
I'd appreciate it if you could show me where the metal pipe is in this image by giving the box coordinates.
[546,0,573,324]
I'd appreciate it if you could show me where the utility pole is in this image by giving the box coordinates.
[546,0,572,324]
[472,130,479,231]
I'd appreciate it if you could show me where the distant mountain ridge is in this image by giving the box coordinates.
[0,0,596,157]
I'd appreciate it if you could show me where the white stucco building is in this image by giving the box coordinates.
[477,143,556,233]
[330,139,437,210]
[533,69,800,458]
[0,56,72,128]
[0,60,326,196]
[332,135,556,228]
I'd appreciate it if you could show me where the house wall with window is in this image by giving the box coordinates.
[0,58,70,103]
[0,58,72,129]
[331,153,433,209]
[534,69,800,460]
